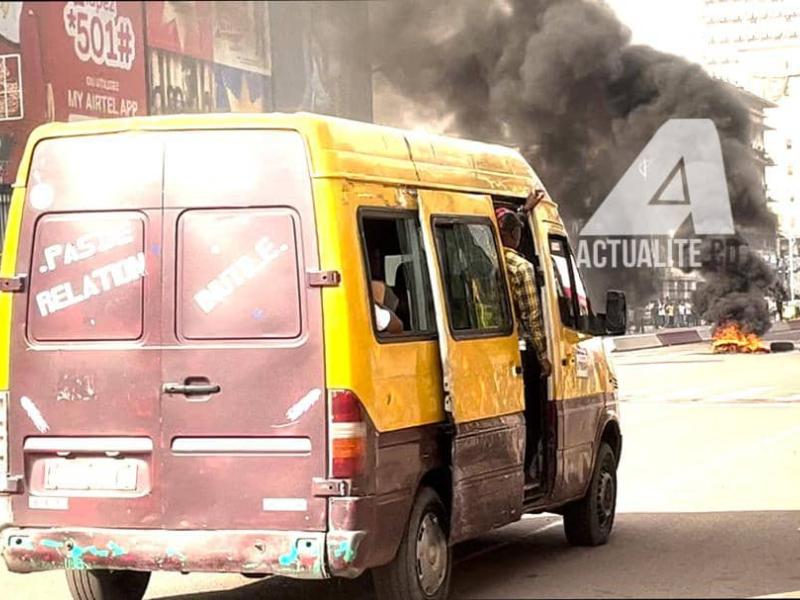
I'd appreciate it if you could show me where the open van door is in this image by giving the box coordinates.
[417,190,525,543]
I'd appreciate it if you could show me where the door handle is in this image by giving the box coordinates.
[162,381,221,396]
[561,351,575,367]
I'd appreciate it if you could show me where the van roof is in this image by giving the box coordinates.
[17,112,545,200]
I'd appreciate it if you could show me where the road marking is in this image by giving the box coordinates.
[455,518,562,564]
[622,387,712,403]
[774,394,800,402]
[705,386,773,403]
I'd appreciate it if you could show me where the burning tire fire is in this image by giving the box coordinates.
[712,322,769,354]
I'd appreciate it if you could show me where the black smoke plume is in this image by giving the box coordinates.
[369,0,778,333]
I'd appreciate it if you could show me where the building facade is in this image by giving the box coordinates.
[703,0,800,300]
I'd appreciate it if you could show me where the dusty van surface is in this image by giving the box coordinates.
[0,113,622,600]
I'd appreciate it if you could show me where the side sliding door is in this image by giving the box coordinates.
[418,190,525,543]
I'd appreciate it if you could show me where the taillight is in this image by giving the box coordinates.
[329,390,366,479]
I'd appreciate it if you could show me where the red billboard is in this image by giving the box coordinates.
[40,2,147,121]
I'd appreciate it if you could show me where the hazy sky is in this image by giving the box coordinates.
[606,0,708,64]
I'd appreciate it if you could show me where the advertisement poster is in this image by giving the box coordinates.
[0,1,26,183]
[0,53,22,121]
[214,64,268,113]
[41,2,147,121]
[148,47,214,115]
[212,1,270,76]
[145,1,213,61]
[146,1,271,115]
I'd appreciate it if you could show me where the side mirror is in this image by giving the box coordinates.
[605,290,627,336]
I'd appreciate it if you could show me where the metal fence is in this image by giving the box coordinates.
[0,184,11,252]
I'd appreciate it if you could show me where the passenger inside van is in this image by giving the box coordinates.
[362,215,437,336]
[372,279,404,333]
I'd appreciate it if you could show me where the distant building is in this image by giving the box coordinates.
[702,0,800,298]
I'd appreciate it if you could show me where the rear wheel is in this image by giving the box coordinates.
[563,442,617,546]
[372,487,451,600]
[66,569,151,600]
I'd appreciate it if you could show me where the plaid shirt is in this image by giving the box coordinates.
[503,247,548,360]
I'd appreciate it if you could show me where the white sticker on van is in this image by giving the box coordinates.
[35,252,146,317]
[576,347,591,379]
[39,223,135,274]
[20,396,50,433]
[193,237,289,315]
[29,183,55,211]
[273,389,322,429]
[29,496,68,510]
[262,498,308,512]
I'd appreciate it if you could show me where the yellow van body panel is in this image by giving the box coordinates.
[417,189,526,423]
[313,180,447,430]
[0,187,25,389]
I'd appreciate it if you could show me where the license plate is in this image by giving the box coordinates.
[44,458,139,492]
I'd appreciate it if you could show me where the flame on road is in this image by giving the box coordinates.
[712,322,769,354]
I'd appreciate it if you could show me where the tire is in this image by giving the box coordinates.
[66,569,151,600]
[770,341,795,353]
[372,487,451,600]
[563,442,617,547]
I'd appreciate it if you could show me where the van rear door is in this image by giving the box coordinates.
[8,129,327,532]
[8,133,164,528]
[158,130,327,531]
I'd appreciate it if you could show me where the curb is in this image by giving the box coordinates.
[609,321,798,352]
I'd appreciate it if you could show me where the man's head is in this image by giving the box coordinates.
[496,207,523,249]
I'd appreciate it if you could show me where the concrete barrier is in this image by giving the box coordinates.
[771,322,791,333]
[610,320,800,352]
[610,334,662,352]
[657,329,703,346]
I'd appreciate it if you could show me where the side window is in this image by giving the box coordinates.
[177,208,302,340]
[361,212,436,338]
[570,252,592,332]
[549,236,577,330]
[28,212,147,342]
[549,235,593,332]
[433,219,512,336]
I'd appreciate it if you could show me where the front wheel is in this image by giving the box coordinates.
[372,487,451,600]
[66,569,151,600]
[563,442,617,546]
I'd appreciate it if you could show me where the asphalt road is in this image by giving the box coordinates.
[3,340,800,599]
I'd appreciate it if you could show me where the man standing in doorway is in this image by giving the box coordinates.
[496,202,552,480]
[496,206,551,376]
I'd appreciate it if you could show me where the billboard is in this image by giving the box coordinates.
[0,1,148,184]
[145,1,271,115]
[55,2,147,120]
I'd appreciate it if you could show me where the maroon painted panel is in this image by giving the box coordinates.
[159,130,326,531]
[177,209,302,340]
[8,128,325,534]
[449,413,525,543]
[9,134,164,528]
[24,134,162,211]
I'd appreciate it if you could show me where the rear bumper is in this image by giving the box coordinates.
[1,526,368,579]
